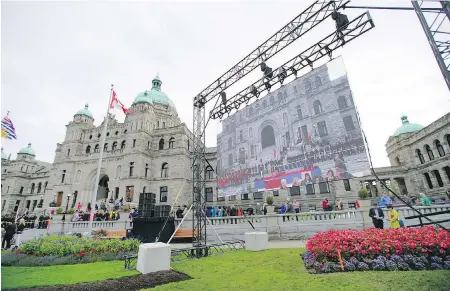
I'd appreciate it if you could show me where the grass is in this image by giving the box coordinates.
[2,249,450,291]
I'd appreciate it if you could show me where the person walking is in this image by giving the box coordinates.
[2,222,16,249]
[369,202,384,229]
[386,204,400,229]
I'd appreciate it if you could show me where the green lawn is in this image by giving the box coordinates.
[2,249,450,291]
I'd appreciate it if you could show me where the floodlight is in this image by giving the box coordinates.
[278,67,288,85]
[250,85,259,98]
[264,81,272,92]
[291,67,298,78]
[260,62,273,79]
[220,91,227,105]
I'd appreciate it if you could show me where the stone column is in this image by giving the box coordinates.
[358,199,372,228]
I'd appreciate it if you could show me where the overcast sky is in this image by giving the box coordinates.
[1,0,449,167]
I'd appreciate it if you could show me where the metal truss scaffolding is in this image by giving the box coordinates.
[412,1,450,91]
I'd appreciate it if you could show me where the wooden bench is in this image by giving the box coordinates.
[173,228,198,238]
[100,229,127,239]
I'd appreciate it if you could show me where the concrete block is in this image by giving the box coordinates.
[245,231,269,251]
[136,242,171,274]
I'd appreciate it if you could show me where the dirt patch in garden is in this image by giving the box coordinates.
[3,270,191,291]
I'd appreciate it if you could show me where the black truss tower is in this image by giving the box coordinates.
[191,1,375,253]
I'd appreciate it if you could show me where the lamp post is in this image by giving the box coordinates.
[49,194,56,207]
[65,193,72,213]
[37,195,44,208]
[108,190,114,204]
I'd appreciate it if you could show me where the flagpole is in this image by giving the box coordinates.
[87,84,114,237]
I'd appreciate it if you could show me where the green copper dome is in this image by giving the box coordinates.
[74,104,94,119]
[1,147,7,159]
[133,75,176,109]
[393,115,424,136]
[18,142,35,156]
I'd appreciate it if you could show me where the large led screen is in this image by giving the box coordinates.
[216,57,370,197]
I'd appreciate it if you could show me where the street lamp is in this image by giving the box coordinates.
[37,195,44,208]
[109,190,114,204]
[49,194,56,207]
[65,193,72,213]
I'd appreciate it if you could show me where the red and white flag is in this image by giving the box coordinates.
[110,90,129,114]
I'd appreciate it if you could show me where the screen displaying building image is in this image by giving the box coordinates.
[216,57,370,197]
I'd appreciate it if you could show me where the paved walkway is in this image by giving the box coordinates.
[170,240,306,249]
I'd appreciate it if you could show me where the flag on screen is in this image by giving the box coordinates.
[1,115,17,139]
[110,90,129,114]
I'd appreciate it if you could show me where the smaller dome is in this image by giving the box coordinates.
[1,147,7,160]
[393,115,424,136]
[18,142,36,156]
[74,104,94,119]
[133,90,153,105]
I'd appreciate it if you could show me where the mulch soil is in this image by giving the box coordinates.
[3,270,191,291]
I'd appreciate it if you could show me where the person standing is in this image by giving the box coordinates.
[369,202,384,229]
[386,204,400,229]
[2,222,16,249]
[293,200,300,213]
[419,193,432,206]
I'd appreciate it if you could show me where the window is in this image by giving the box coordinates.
[107,132,110,136]
[115,131,119,135]
[241,193,249,200]
[36,182,42,193]
[317,121,328,137]
[239,130,243,142]
[94,144,100,153]
[44,181,48,193]
[61,170,66,183]
[30,183,35,194]
[124,129,127,134]
[433,170,444,187]
[97,133,101,138]
[249,127,253,138]
[112,142,117,150]
[89,135,92,139]
[160,186,168,202]
[133,139,136,147]
[253,192,264,200]
[314,76,322,88]
[318,182,329,194]
[121,140,126,149]
[169,137,175,149]
[104,143,108,151]
[228,153,233,167]
[159,138,165,150]
[161,163,169,178]
[19,187,24,194]
[157,121,160,128]
[205,166,214,179]
[229,195,237,201]
[424,173,433,189]
[261,125,276,149]
[273,190,279,196]
[228,137,232,150]
[343,179,351,191]
[425,144,434,160]
[283,112,288,126]
[313,100,323,115]
[145,163,149,178]
[296,106,303,119]
[162,122,166,128]
[67,149,70,156]
[305,80,312,92]
[343,116,356,131]
[217,196,225,202]
[129,162,134,177]
[443,166,450,182]
[435,140,445,157]
[337,96,348,109]
[206,187,213,202]
[417,149,425,164]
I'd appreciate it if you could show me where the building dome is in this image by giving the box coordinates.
[74,104,94,119]
[393,115,424,136]
[18,142,36,156]
[133,75,176,109]
[1,147,7,160]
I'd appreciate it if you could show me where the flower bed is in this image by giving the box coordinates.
[302,226,450,273]
[1,235,140,266]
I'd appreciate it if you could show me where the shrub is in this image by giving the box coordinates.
[266,196,274,205]
[357,262,370,271]
[68,208,75,214]
[56,207,64,214]
[398,262,410,271]
[123,205,130,212]
[358,189,369,199]
[386,260,398,271]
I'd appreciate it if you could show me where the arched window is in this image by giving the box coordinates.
[283,112,288,126]
[314,76,322,88]
[159,138,165,150]
[313,100,323,115]
[37,182,42,193]
[161,163,169,178]
[425,144,434,160]
[446,134,450,148]
[395,157,401,166]
[121,140,126,150]
[162,122,166,128]
[337,96,348,109]
[263,100,267,108]
[94,144,100,153]
[86,145,91,154]
[433,170,444,187]
[30,183,35,194]
[228,137,233,150]
[296,106,303,119]
[249,127,253,138]
[261,125,276,149]
[104,143,108,151]
[43,181,48,193]
[435,140,445,157]
[270,96,275,105]
[116,165,122,179]
[416,149,425,164]
[305,80,312,92]
[424,173,433,189]
[112,141,117,150]
[205,166,214,179]
[169,137,175,149]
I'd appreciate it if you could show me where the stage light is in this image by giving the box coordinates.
[306,58,313,69]
[220,91,227,105]
[195,95,205,108]
[291,67,298,78]
[278,67,288,85]
[250,85,260,98]
[332,11,349,44]
[324,45,332,60]
[264,81,272,92]
[260,62,273,79]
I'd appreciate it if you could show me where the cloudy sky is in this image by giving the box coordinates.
[2,0,449,166]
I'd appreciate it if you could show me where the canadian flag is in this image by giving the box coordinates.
[110,90,129,114]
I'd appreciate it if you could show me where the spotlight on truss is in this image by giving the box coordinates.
[291,67,298,78]
[194,95,205,108]
[250,85,260,98]
[324,45,332,60]
[306,58,313,69]
[278,67,288,85]
[220,91,227,105]
[332,11,349,44]
[260,62,273,79]
[264,81,272,92]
